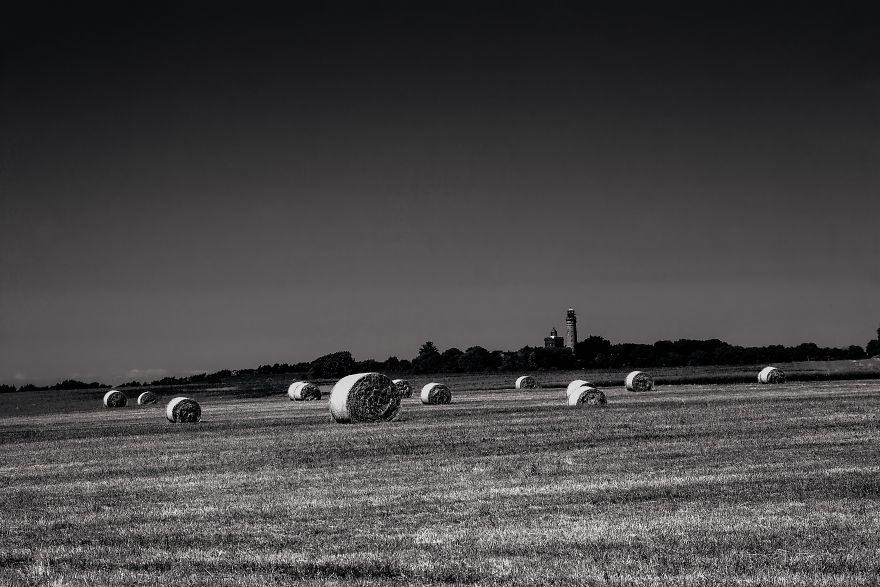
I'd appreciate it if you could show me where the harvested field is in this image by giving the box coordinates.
[1,377,879,586]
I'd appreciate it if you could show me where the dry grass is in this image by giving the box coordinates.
[1,378,879,585]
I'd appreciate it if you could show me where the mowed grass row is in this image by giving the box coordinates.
[1,380,879,586]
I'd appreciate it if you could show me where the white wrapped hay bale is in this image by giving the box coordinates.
[392,379,413,398]
[566,380,591,398]
[103,390,127,408]
[166,397,202,423]
[137,391,158,405]
[625,371,654,392]
[288,381,321,401]
[515,375,540,389]
[421,382,451,405]
[758,366,786,384]
[568,385,607,407]
[329,373,401,424]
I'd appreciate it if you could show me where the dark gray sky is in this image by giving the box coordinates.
[2,1,878,384]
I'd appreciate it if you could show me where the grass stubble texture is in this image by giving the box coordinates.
[1,379,879,586]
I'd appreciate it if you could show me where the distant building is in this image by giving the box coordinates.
[544,327,564,348]
[565,308,577,350]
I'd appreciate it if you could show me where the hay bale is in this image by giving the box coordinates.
[166,397,202,423]
[103,390,127,408]
[392,379,413,398]
[758,366,786,384]
[567,385,607,407]
[625,371,654,392]
[515,375,540,389]
[288,381,321,401]
[566,379,591,398]
[329,372,401,424]
[421,382,451,405]
[137,391,158,405]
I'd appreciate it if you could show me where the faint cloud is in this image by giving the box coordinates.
[13,373,27,380]
[124,368,167,380]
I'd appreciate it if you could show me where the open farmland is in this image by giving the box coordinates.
[1,377,879,586]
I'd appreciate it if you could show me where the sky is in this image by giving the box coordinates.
[2,1,878,385]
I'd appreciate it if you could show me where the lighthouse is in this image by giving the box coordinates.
[565,308,577,350]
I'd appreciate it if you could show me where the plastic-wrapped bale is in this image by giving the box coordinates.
[329,373,401,424]
[421,382,451,405]
[103,390,127,408]
[392,379,413,398]
[166,397,202,423]
[566,379,592,398]
[568,385,607,407]
[137,391,158,405]
[288,381,321,401]
[625,371,654,392]
[758,366,786,384]
[515,375,540,389]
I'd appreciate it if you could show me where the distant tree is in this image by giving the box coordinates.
[356,359,382,372]
[419,341,439,356]
[687,350,711,366]
[118,380,143,388]
[795,342,821,361]
[458,346,494,372]
[531,346,576,370]
[867,326,880,358]
[498,351,523,371]
[593,352,610,368]
[575,336,612,366]
[0,384,16,393]
[412,341,442,374]
[846,345,867,360]
[47,380,107,390]
[308,351,357,379]
[439,348,464,372]
[384,356,401,372]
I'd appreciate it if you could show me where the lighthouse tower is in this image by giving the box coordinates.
[565,308,577,350]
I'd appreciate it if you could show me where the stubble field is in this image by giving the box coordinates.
[1,376,879,586]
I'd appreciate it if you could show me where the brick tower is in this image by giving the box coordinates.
[565,308,577,350]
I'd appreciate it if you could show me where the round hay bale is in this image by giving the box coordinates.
[137,391,158,405]
[103,390,127,408]
[568,385,607,407]
[515,375,540,389]
[421,382,451,405]
[329,372,401,423]
[758,366,786,384]
[166,397,202,423]
[566,379,591,398]
[288,381,321,401]
[625,371,654,392]
[392,379,413,398]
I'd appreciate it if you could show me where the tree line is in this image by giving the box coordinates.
[3,327,878,392]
